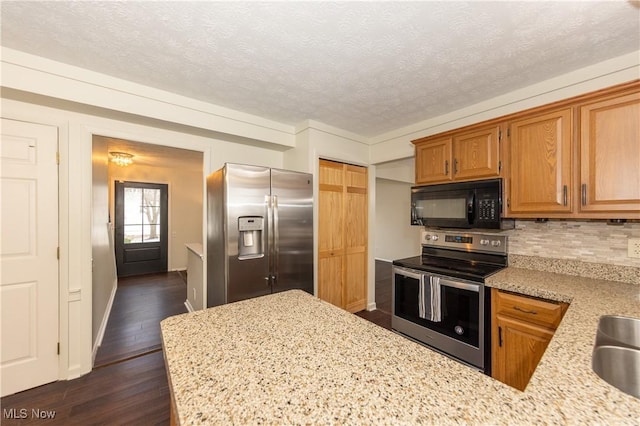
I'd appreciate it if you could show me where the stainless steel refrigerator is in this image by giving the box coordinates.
[206,163,313,307]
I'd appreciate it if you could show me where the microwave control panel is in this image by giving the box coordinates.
[477,199,498,221]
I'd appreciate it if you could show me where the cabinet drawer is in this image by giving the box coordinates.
[494,290,564,329]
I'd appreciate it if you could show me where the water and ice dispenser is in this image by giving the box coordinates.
[238,216,264,259]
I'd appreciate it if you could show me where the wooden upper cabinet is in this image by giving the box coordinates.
[579,90,640,216]
[507,108,573,216]
[415,136,453,184]
[413,124,501,185]
[452,126,501,180]
[412,80,639,219]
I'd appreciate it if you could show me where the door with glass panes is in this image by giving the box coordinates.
[114,181,168,277]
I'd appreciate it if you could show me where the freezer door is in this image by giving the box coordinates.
[225,164,272,303]
[271,168,314,295]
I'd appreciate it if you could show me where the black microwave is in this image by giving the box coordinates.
[411,179,509,229]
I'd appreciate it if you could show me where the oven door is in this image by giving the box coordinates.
[392,266,485,370]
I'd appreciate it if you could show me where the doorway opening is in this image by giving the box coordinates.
[92,136,203,369]
[114,181,168,277]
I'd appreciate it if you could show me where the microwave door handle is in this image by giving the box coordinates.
[467,192,475,225]
[411,203,422,226]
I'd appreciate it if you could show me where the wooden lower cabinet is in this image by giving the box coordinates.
[318,159,368,313]
[491,288,568,391]
[492,314,555,391]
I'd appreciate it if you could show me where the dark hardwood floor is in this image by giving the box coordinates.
[1,271,186,425]
[1,351,170,425]
[354,259,392,330]
[1,264,393,425]
[94,272,188,368]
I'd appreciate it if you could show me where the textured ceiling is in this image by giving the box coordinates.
[2,1,639,138]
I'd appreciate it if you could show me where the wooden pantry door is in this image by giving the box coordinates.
[318,159,368,313]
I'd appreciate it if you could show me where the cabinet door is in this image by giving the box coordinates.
[415,137,452,184]
[452,125,500,181]
[492,314,554,391]
[579,91,640,215]
[508,108,573,215]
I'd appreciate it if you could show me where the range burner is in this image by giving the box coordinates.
[393,231,508,282]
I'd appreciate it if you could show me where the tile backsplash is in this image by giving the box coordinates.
[505,220,640,268]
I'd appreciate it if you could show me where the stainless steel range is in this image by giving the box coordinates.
[392,230,508,373]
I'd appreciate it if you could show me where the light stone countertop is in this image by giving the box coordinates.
[185,242,203,258]
[161,269,640,425]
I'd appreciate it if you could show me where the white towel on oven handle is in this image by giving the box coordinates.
[418,275,442,322]
[418,275,426,319]
[430,275,441,322]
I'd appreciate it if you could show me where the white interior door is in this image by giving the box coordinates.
[1,118,59,397]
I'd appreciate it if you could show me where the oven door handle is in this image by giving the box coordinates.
[439,278,480,293]
[393,267,424,281]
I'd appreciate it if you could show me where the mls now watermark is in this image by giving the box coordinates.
[3,408,57,420]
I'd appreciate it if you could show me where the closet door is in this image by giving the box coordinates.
[344,165,367,312]
[318,159,368,313]
[318,160,344,308]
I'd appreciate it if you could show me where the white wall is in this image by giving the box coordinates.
[375,179,422,261]
[286,121,379,309]
[90,137,117,357]
[375,157,415,184]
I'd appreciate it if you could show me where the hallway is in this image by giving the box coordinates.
[94,272,188,368]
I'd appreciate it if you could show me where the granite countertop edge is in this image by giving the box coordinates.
[161,262,640,425]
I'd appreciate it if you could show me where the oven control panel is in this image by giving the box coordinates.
[421,230,507,254]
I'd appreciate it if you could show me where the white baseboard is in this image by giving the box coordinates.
[367,302,377,311]
[66,364,86,381]
[92,280,117,365]
[184,299,194,313]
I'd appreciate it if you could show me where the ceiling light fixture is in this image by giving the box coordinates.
[109,151,134,167]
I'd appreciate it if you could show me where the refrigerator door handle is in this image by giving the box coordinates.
[272,194,279,286]
[265,194,273,286]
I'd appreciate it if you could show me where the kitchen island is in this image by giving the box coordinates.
[161,270,639,425]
